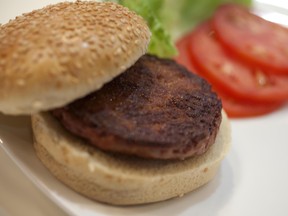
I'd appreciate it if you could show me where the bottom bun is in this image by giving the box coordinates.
[31,111,231,205]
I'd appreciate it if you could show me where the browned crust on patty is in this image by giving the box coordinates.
[52,55,222,160]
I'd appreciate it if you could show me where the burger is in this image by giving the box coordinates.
[0,1,231,205]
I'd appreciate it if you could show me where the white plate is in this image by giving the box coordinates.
[1,1,288,216]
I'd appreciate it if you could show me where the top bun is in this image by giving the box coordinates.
[0,1,151,115]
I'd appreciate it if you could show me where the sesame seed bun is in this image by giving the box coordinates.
[31,111,231,205]
[0,1,150,115]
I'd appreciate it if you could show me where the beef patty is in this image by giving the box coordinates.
[51,55,222,160]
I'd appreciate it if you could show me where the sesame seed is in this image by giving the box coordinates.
[110,4,117,10]
[16,79,26,86]
[114,47,122,56]
[33,101,43,109]
[82,42,89,49]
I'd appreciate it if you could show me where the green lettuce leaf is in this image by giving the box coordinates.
[118,0,178,58]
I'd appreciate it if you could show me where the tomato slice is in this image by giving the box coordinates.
[175,41,283,117]
[186,22,288,103]
[222,99,283,118]
[215,87,284,118]
[212,4,288,75]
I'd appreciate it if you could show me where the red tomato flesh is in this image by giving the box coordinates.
[187,22,288,103]
[212,4,288,75]
[175,34,197,73]
[214,87,284,118]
